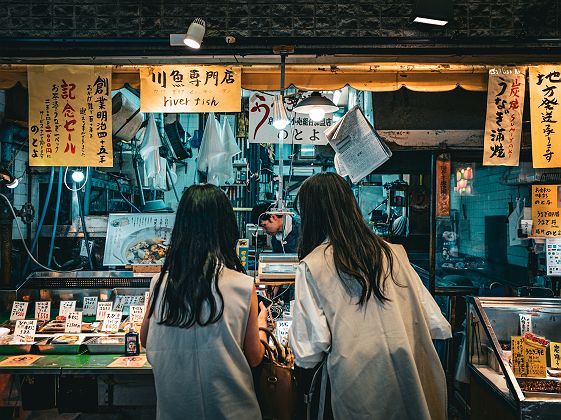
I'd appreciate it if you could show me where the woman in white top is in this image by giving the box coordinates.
[140,184,268,420]
[289,172,452,420]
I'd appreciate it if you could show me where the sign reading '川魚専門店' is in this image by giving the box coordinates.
[140,65,241,113]
[28,65,113,167]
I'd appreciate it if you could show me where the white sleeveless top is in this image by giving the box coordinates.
[147,267,261,420]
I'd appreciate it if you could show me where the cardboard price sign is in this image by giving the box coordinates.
[65,312,83,334]
[102,311,122,333]
[10,301,29,321]
[525,341,547,377]
[96,302,113,321]
[551,341,561,369]
[13,320,37,343]
[34,301,51,321]
[519,314,533,335]
[59,301,76,317]
[82,297,98,317]
[129,305,145,324]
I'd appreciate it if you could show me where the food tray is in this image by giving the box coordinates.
[38,320,99,334]
[35,335,86,355]
[84,335,125,354]
[0,336,35,355]
[518,377,561,396]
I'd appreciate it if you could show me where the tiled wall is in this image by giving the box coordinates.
[450,163,531,267]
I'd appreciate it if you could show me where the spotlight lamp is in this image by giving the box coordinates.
[184,18,206,49]
[293,92,338,122]
[71,169,85,183]
[0,168,19,189]
[272,95,290,130]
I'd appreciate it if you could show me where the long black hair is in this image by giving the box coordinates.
[295,172,396,305]
[148,184,245,327]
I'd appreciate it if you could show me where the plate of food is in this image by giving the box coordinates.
[84,335,126,354]
[120,227,172,265]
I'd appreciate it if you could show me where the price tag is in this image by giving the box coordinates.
[144,291,150,310]
[511,336,525,376]
[13,320,37,343]
[34,301,51,321]
[102,311,122,333]
[96,302,113,321]
[129,305,145,324]
[524,340,547,377]
[65,312,83,333]
[519,314,532,335]
[550,341,561,369]
[82,297,98,317]
[275,320,292,344]
[10,301,29,321]
[113,296,126,311]
[59,301,76,317]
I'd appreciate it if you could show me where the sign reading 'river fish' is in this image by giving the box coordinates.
[140,65,241,113]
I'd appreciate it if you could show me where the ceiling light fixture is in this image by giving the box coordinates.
[293,92,338,122]
[272,95,290,130]
[183,18,206,49]
[413,0,451,26]
[71,169,85,183]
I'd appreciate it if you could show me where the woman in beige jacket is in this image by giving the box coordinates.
[289,172,451,420]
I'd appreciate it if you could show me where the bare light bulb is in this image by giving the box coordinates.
[71,170,85,183]
[309,107,325,122]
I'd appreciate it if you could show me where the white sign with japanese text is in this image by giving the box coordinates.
[65,311,83,334]
[13,320,37,343]
[249,92,332,145]
[96,302,113,321]
[130,305,146,324]
[82,297,98,317]
[34,301,51,321]
[10,301,29,321]
[59,301,76,317]
[102,311,122,333]
[140,65,241,113]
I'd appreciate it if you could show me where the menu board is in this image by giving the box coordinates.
[532,185,561,237]
[103,213,175,266]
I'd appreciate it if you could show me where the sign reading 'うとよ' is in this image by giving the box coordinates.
[28,65,113,167]
[140,65,241,113]
[529,65,561,168]
[482,67,525,166]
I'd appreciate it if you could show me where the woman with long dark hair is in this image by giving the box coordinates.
[140,184,267,419]
[289,172,451,420]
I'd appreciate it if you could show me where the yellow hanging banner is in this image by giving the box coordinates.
[28,65,112,167]
[529,65,561,168]
[140,65,241,113]
[483,68,525,166]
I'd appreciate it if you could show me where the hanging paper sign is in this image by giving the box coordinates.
[34,301,51,321]
[249,92,332,145]
[65,311,83,334]
[483,67,525,166]
[519,314,533,334]
[28,65,113,167]
[130,305,146,324]
[529,65,561,168]
[96,302,113,321]
[102,311,122,333]
[436,154,451,216]
[10,301,29,321]
[82,297,98,317]
[59,301,76,317]
[140,65,241,113]
[13,320,37,343]
[531,185,561,237]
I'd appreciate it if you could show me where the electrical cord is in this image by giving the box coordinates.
[108,173,141,213]
[0,193,82,273]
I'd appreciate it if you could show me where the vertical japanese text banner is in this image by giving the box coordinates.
[140,65,241,113]
[530,65,561,168]
[483,67,525,166]
[532,185,561,237]
[28,65,113,167]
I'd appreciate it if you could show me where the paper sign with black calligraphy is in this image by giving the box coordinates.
[530,65,561,168]
[13,320,37,343]
[249,92,332,145]
[35,301,51,321]
[28,65,113,167]
[483,68,525,166]
[140,65,241,113]
[10,301,29,321]
[532,185,561,237]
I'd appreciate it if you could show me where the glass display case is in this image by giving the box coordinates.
[467,297,561,419]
